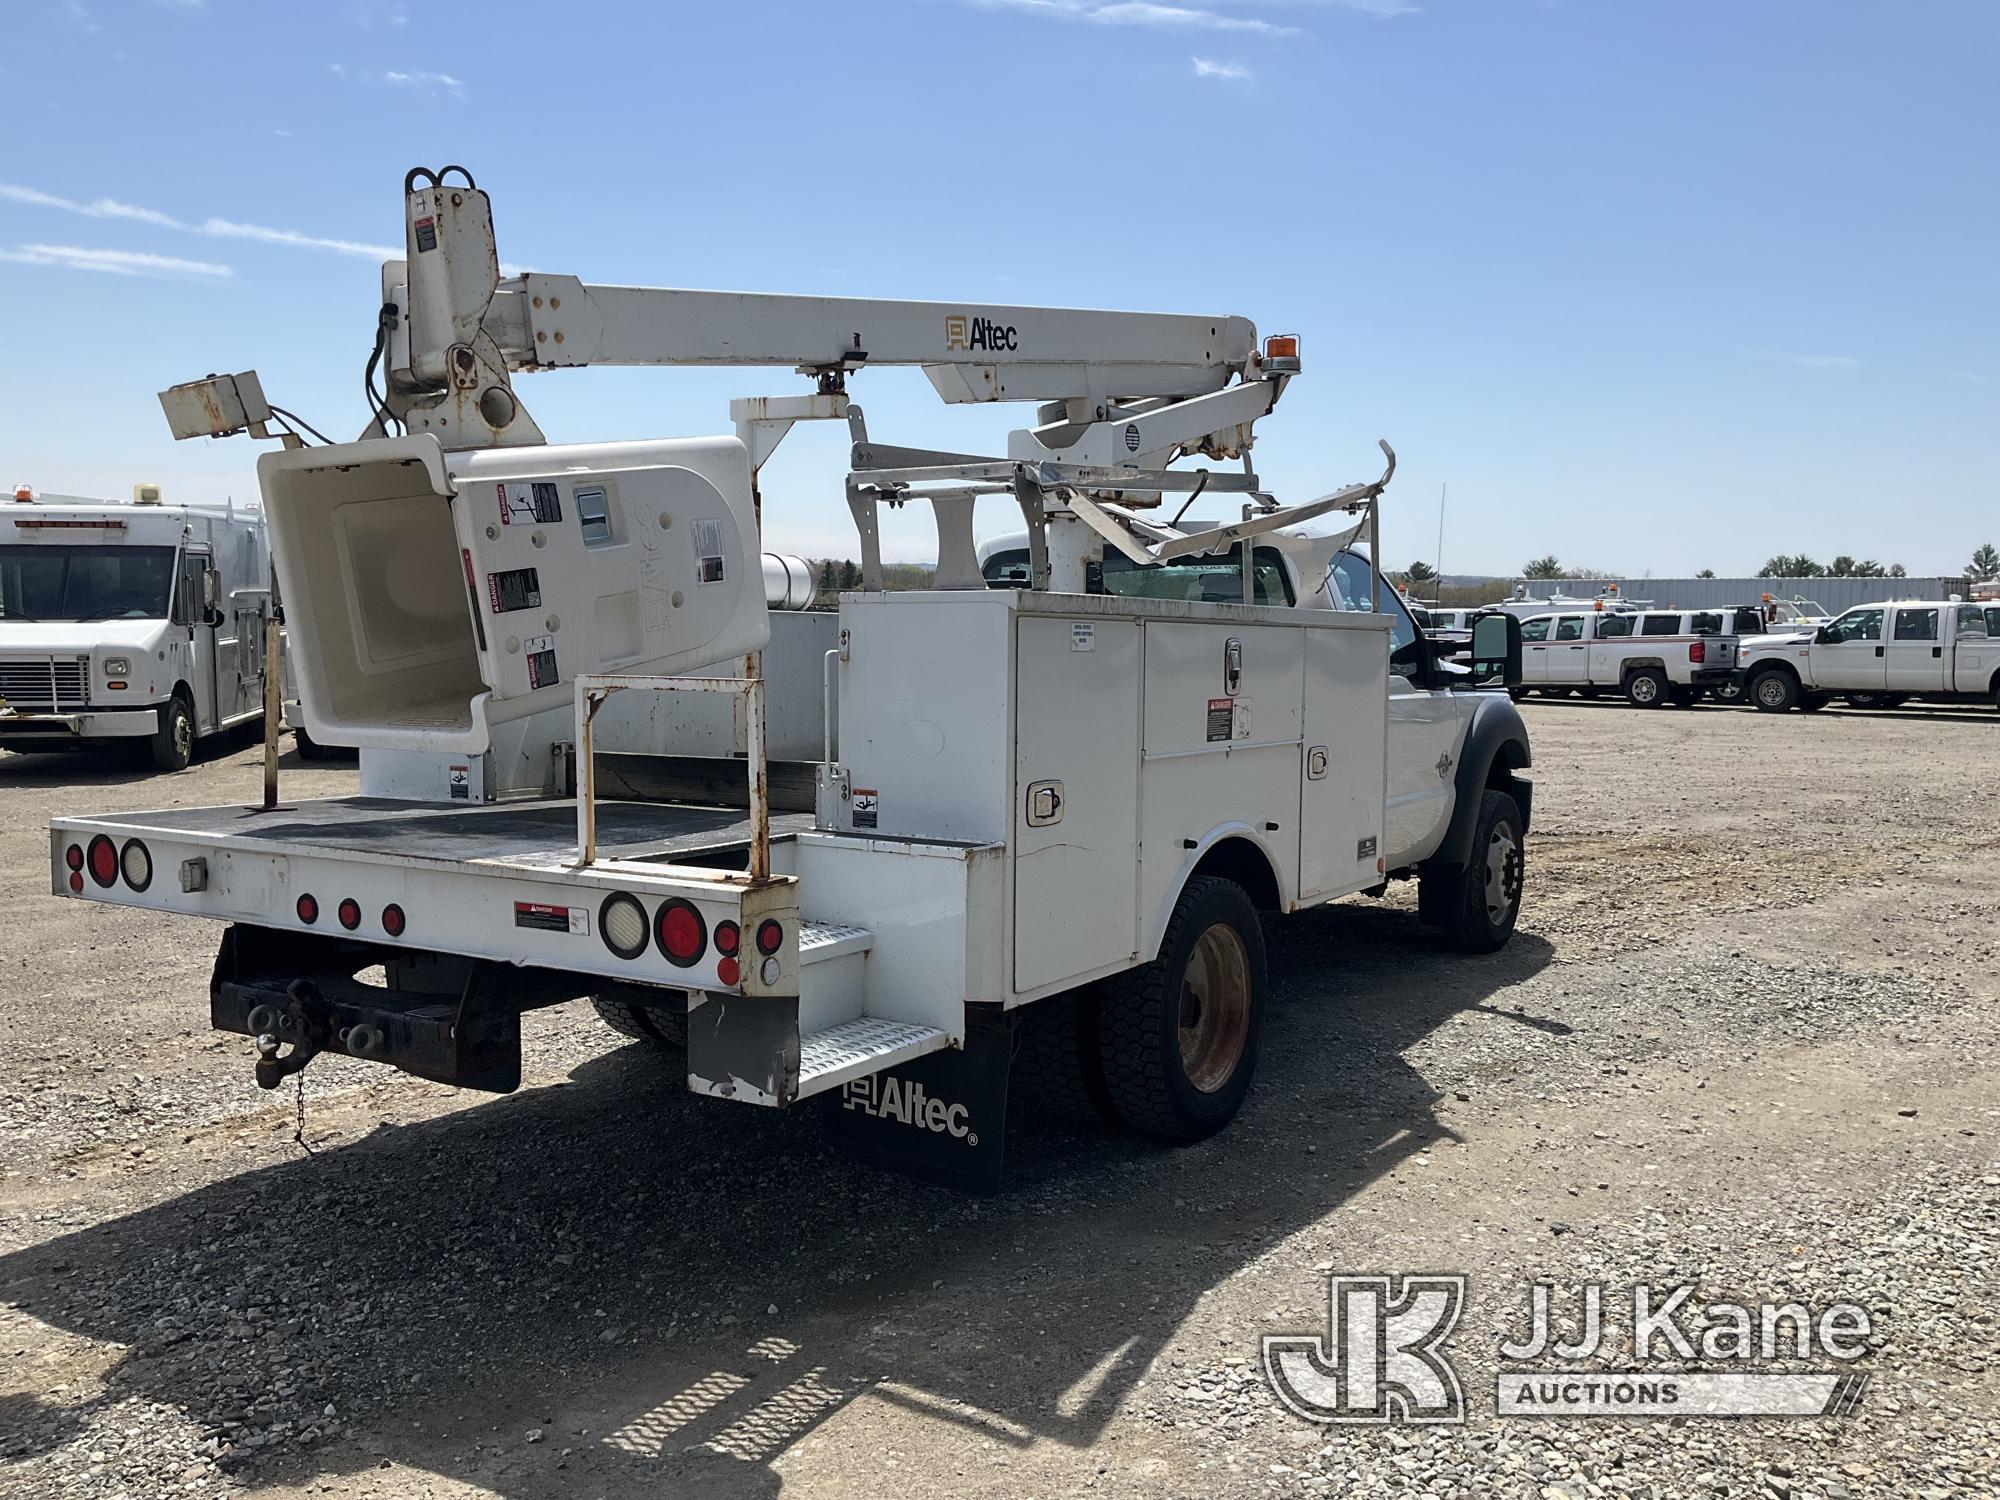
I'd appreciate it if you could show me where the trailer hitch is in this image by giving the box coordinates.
[248,980,330,1090]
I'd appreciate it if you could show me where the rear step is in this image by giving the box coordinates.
[796,1017,950,1101]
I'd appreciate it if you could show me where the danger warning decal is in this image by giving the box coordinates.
[692,516,727,585]
[525,633,559,690]
[514,901,588,935]
[488,566,542,614]
[496,481,562,527]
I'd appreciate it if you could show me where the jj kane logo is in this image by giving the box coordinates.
[1264,1275,1876,1424]
[943,313,1019,353]
[840,1074,977,1146]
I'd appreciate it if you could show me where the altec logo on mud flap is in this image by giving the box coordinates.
[840,1075,978,1146]
[943,314,1019,353]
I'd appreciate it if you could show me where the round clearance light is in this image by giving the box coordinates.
[716,955,741,988]
[64,844,84,872]
[296,893,319,925]
[654,898,707,968]
[68,871,84,893]
[382,903,406,938]
[337,897,362,931]
[714,919,741,957]
[755,919,783,957]
[119,839,152,893]
[761,957,781,986]
[87,834,118,889]
[599,892,649,961]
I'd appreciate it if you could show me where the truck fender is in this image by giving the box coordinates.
[1142,823,1289,963]
[1620,655,1666,675]
[1424,696,1533,874]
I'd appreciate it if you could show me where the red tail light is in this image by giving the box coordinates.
[86,835,117,888]
[67,871,83,893]
[297,893,319,924]
[716,956,741,988]
[655,899,707,967]
[382,904,406,937]
[1690,639,1706,663]
[755,919,783,957]
[714,920,741,956]
[337,898,362,931]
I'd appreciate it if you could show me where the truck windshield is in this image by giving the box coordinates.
[0,545,177,622]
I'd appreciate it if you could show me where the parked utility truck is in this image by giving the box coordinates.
[47,167,1532,1189]
[1515,606,1751,707]
[1738,601,2000,713]
[1,485,272,770]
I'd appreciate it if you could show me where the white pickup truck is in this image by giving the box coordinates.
[1737,600,2000,712]
[1516,607,1756,707]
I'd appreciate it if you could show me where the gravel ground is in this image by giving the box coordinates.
[2,700,1997,1499]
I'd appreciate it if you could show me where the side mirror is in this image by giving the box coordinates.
[1470,612,1521,687]
[1813,625,1833,644]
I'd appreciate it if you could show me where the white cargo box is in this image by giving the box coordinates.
[259,434,767,755]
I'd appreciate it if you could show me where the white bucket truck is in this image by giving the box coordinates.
[48,167,1533,1188]
[1,484,272,770]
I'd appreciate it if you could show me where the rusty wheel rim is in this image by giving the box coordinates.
[1178,923,1251,1094]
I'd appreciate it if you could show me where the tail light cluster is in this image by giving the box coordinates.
[294,889,407,939]
[68,836,150,895]
[595,892,781,988]
[1690,639,1706,664]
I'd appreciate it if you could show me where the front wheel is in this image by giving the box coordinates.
[149,693,194,772]
[1749,670,1799,713]
[1420,790,1526,953]
[1624,668,1669,708]
[1096,876,1265,1141]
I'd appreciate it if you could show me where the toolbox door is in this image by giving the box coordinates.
[1013,616,1141,994]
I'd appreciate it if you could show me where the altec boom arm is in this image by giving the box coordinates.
[384,167,1275,454]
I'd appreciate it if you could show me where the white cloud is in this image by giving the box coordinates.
[972,0,1296,35]
[1,181,398,262]
[0,244,232,279]
[1192,55,1252,79]
[383,68,465,95]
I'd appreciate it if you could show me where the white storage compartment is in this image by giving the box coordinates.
[260,434,768,755]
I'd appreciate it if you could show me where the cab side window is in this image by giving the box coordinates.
[1892,608,1938,642]
[1553,616,1585,641]
[1639,614,1679,636]
[1520,616,1551,642]
[1690,613,1723,634]
[1596,614,1633,637]
[1824,609,1883,644]
[1733,608,1765,633]
[1957,605,1989,638]
[1327,550,1422,674]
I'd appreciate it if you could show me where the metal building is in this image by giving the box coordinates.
[1532,576,1970,612]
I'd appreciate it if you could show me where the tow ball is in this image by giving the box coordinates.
[246,980,386,1090]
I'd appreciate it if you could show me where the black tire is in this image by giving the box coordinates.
[293,723,332,761]
[1624,668,1669,709]
[1844,692,1906,710]
[1013,988,1115,1124]
[1576,687,1603,700]
[1799,693,1831,713]
[1748,669,1799,713]
[1667,685,1701,709]
[590,995,687,1049]
[149,692,195,772]
[1096,876,1265,1141]
[1506,686,1527,703]
[1420,790,1526,954]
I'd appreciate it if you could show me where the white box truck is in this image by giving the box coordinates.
[1,485,272,770]
[47,168,1534,1189]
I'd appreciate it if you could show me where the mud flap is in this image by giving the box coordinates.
[822,1006,1014,1195]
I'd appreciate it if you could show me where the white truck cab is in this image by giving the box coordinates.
[1738,600,2000,712]
[0,488,272,769]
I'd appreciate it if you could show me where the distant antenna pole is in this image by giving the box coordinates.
[1434,483,1447,590]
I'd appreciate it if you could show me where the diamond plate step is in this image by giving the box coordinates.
[799,920,872,965]
[795,1016,949,1100]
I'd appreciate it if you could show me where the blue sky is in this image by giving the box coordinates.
[1,0,1993,577]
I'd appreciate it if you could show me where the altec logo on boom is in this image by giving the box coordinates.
[840,1075,978,1146]
[943,314,1019,353]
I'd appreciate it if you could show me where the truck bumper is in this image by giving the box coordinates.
[0,706,157,741]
